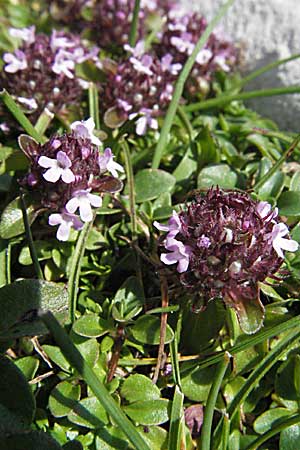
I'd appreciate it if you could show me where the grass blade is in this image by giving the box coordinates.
[151,0,235,169]
[129,0,141,47]
[168,386,185,450]
[39,311,151,450]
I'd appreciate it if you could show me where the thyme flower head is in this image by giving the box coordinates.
[155,10,238,97]
[1,26,98,123]
[155,188,298,331]
[19,118,123,241]
[101,43,181,135]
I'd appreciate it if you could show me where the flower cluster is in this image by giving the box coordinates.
[19,118,124,241]
[0,26,98,126]
[155,188,298,310]
[155,10,238,96]
[101,42,181,135]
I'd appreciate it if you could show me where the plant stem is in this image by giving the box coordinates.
[129,0,141,47]
[177,105,193,138]
[34,108,54,136]
[20,194,44,280]
[227,328,300,419]
[185,85,300,113]
[152,275,169,384]
[200,352,230,450]
[88,83,100,129]
[151,0,235,169]
[39,311,151,450]
[122,141,137,239]
[240,53,300,87]
[68,220,93,323]
[0,89,43,142]
[253,134,300,191]
[245,413,300,450]
[117,313,300,367]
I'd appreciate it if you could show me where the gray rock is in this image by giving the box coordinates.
[179,0,300,130]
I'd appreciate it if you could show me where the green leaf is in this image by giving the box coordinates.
[278,191,300,216]
[95,426,129,450]
[0,280,68,339]
[275,355,300,408]
[18,241,52,266]
[123,399,170,425]
[196,126,220,168]
[290,171,300,192]
[225,294,265,335]
[0,356,35,429]
[15,356,39,381]
[49,381,81,418]
[0,196,38,239]
[120,374,161,403]
[72,314,110,338]
[68,396,109,429]
[172,147,197,182]
[42,345,71,372]
[181,365,216,402]
[112,276,145,322]
[168,387,185,450]
[254,408,291,434]
[0,431,63,450]
[130,315,174,345]
[134,169,176,203]
[197,164,237,189]
[72,335,99,368]
[280,424,300,450]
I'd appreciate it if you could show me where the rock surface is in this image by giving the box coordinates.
[180,0,300,131]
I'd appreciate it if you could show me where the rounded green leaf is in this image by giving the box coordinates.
[71,334,99,368]
[123,399,170,425]
[15,356,39,381]
[134,169,176,203]
[49,381,81,418]
[254,408,291,434]
[0,196,38,239]
[280,424,300,450]
[130,315,174,345]
[278,191,300,216]
[0,356,35,428]
[197,164,237,189]
[42,345,71,372]
[121,374,161,403]
[136,426,167,450]
[68,396,109,429]
[72,314,110,338]
[181,365,217,402]
[0,279,68,338]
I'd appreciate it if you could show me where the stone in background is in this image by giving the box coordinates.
[180,0,300,131]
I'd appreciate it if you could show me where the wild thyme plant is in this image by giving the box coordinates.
[0,0,300,449]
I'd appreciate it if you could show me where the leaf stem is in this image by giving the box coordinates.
[185,86,300,113]
[129,0,141,47]
[34,108,54,136]
[20,194,44,280]
[151,0,235,169]
[0,89,43,142]
[240,53,300,87]
[245,413,300,450]
[253,134,300,191]
[68,220,93,323]
[200,352,230,450]
[122,141,137,239]
[39,311,151,450]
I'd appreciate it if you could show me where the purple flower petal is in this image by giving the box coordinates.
[65,197,79,214]
[57,151,72,169]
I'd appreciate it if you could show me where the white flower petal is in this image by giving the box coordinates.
[57,222,71,241]
[87,193,102,208]
[61,168,75,184]
[66,197,80,214]
[43,167,62,183]
[38,156,57,168]
[79,200,93,222]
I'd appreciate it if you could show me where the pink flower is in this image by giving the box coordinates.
[65,188,102,222]
[9,26,35,44]
[52,49,75,78]
[3,50,27,73]
[161,236,191,273]
[154,210,182,237]
[98,148,124,178]
[49,211,83,241]
[70,117,101,146]
[266,222,299,258]
[38,151,75,184]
